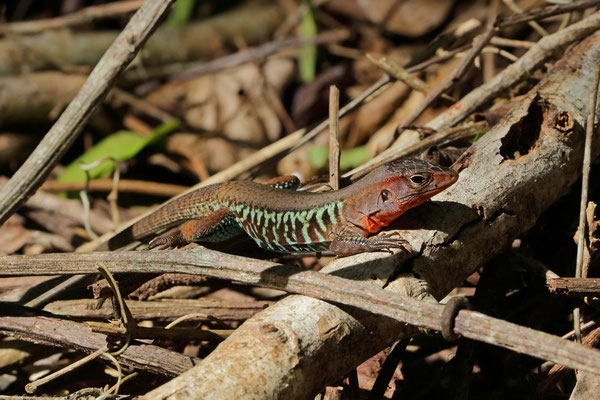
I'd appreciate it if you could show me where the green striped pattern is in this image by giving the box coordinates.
[226,200,343,253]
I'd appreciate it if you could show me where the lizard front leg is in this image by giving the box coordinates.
[329,226,408,257]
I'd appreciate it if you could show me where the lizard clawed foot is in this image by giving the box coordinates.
[368,232,409,253]
[147,230,187,250]
[330,230,410,256]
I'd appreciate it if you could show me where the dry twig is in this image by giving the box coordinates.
[573,62,600,341]
[41,179,188,197]
[0,304,195,376]
[328,85,340,190]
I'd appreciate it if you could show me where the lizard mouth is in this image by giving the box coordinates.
[418,170,458,197]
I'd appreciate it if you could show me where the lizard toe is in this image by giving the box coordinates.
[147,230,186,250]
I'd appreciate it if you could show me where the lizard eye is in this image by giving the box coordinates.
[409,174,427,186]
[380,189,391,202]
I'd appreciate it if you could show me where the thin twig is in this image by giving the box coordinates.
[481,46,519,62]
[78,189,98,241]
[367,53,454,101]
[108,371,138,395]
[87,321,232,342]
[490,36,535,48]
[328,85,340,190]
[25,346,107,393]
[172,29,349,81]
[558,1,573,32]
[103,352,124,395]
[498,0,600,28]
[563,318,598,339]
[44,298,269,321]
[503,0,549,36]
[108,160,121,228]
[97,262,134,356]
[347,369,359,400]
[368,339,410,400]
[573,62,600,342]
[484,0,501,82]
[367,54,430,93]
[397,22,497,133]
[165,313,212,328]
[24,275,94,309]
[111,87,176,122]
[79,157,119,241]
[406,44,471,71]
[41,178,188,197]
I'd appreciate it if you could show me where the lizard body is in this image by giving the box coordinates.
[109,159,458,256]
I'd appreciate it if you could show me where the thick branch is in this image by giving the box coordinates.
[0,304,195,376]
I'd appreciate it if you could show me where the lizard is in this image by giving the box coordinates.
[101,158,458,256]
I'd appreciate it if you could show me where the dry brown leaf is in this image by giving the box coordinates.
[327,0,455,37]
[148,58,294,145]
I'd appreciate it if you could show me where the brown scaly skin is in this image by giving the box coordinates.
[103,159,458,256]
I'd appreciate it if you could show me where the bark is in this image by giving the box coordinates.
[140,29,600,400]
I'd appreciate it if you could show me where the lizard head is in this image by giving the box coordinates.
[343,159,458,234]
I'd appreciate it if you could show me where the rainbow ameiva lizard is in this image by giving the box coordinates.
[104,158,458,256]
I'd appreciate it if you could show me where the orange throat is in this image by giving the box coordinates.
[360,213,397,234]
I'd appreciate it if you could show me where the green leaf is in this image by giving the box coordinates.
[308,145,370,171]
[57,119,179,183]
[164,0,198,28]
[299,0,317,83]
